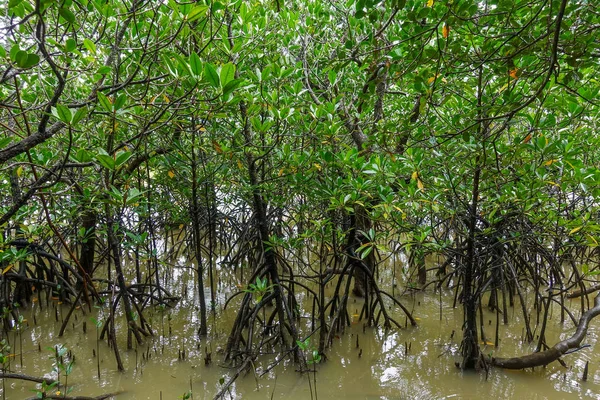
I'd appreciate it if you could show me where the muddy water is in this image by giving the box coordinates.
[3,257,600,399]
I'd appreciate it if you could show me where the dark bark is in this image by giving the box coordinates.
[0,372,57,385]
[461,162,481,369]
[491,293,600,369]
[79,210,97,279]
[568,284,600,299]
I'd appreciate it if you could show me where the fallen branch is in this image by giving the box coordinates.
[490,293,600,369]
[568,283,600,299]
[26,394,120,400]
[213,357,254,399]
[0,372,57,385]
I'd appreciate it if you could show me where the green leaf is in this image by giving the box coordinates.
[52,104,72,123]
[163,55,178,78]
[59,7,75,24]
[83,38,96,54]
[65,38,77,52]
[24,53,39,68]
[113,94,127,111]
[189,52,202,76]
[204,63,220,88]
[220,63,235,86]
[222,78,242,97]
[95,153,115,170]
[187,5,209,22]
[97,92,112,112]
[15,50,28,67]
[9,44,20,62]
[72,107,87,125]
[0,137,12,148]
[115,151,132,167]
[74,149,92,163]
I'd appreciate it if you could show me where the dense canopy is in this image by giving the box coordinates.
[1,0,600,397]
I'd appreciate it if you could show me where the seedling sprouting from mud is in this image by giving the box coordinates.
[297,338,320,400]
[1,340,10,400]
[47,344,74,398]
[90,316,102,379]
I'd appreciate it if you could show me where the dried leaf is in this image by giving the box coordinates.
[523,133,532,143]
[509,68,519,79]
[168,170,175,178]
[442,24,450,38]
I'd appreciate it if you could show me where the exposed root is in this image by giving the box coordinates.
[490,293,600,369]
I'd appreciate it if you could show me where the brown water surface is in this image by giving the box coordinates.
[3,257,600,399]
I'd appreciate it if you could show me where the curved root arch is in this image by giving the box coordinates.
[490,293,600,369]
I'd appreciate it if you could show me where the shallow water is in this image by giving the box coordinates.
[3,258,600,400]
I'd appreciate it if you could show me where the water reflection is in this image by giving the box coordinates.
[4,264,600,399]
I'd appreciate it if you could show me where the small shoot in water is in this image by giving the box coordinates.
[244,277,275,303]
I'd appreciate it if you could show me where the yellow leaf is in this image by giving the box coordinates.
[509,68,519,79]
[313,163,322,171]
[168,170,175,178]
[543,159,557,166]
[587,234,598,246]
[278,168,284,177]
[570,226,582,235]
[179,224,184,229]
[411,171,418,180]
[417,178,424,190]
[237,159,243,169]
[497,83,509,93]
[522,133,532,143]
[163,94,170,103]
[427,76,436,84]
[427,0,434,6]
[442,24,450,38]
[16,166,23,177]
[2,264,13,274]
